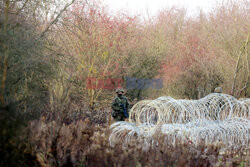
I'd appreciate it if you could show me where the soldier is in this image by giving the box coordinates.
[111,87,130,121]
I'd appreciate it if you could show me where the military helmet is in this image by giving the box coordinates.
[214,87,223,93]
[115,87,124,93]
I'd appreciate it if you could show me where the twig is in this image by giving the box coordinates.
[39,0,76,39]
[231,35,249,96]
[15,0,29,16]
[237,34,249,98]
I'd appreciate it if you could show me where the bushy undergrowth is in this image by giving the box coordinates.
[28,117,249,167]
[0,107,39,167]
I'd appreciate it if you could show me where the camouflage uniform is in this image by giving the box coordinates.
[111,94,130,121]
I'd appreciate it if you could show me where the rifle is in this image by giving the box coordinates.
[120,104,129,118]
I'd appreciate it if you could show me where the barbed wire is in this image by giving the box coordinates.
[129,93,249,124]
[109,93,250,150]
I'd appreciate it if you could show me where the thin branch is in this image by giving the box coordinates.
[231,34,249,96]
[237,84,248,98]
[231,50,242,95]
[15,0,29,16]
[39,0,76,39]
[237,34,249,98]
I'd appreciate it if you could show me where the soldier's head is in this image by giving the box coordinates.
[214,87,223,93]
[115,87,124,96]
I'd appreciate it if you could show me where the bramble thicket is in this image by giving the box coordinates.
[0,0,249,166]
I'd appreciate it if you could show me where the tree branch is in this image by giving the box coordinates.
[231,34,249,96]
[236,34,249,98]
[39,0,76,39]
[15,0,29,16]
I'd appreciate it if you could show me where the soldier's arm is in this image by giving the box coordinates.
[111,98,120,111]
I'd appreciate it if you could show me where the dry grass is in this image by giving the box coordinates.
[28,117,249,167]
